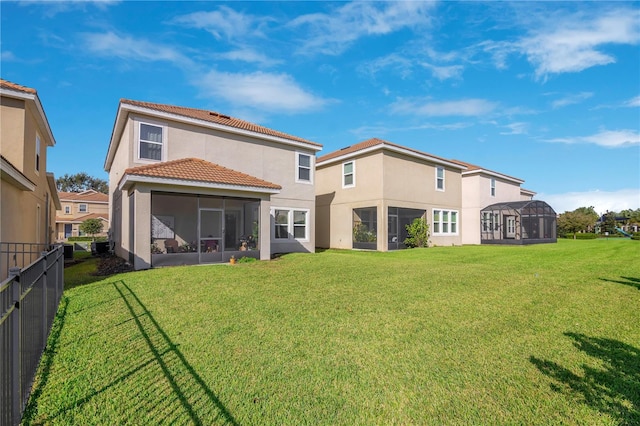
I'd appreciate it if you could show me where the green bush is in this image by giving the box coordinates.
[562,233,597,240]
[404,217,430,248]
[67,236,107,242]
[237,256,257,263]
[631,232,640,241]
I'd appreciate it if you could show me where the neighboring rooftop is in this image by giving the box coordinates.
[58,190,109,203]
[120,99,322,147]
[0,78,37,94]
[121,157,282,190]
[317,138,465,169]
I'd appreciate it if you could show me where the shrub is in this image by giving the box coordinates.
[574,233,597,240]
[237,256,257,263]
[404,218,430,248]
[68,236,107,242]
[631,232,640,241]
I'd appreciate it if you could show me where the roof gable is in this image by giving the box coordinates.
[120,158,282,191]
[317,138,465,170]
[450,159,524,184]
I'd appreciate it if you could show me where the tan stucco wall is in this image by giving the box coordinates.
[316,150,463,250]
[460,173,524,244]
[1,96,56,246]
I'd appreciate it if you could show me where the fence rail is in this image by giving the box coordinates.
[0,245,64,426]
[0,242,52,282]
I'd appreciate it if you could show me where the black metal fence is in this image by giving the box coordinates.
[0,242,52,282]
[0,245,64,426]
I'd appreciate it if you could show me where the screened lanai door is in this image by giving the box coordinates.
[199,208,223,263]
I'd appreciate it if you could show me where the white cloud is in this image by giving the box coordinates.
[500,122,528,135]
[0,51,17,61]
[520,9,640,79]
[289,1,435,55]
[83,32,193,66]
[172,7,270,41]
[359,53,414,79]
[197,70,330,113]
[551,92,593,109]
[623,95,640,107]
[539,189,640,215]
[546,129,640,148]
[350,121,472,139]
[391,98,497,117]
[421,62,464,81]
[218,48,282,66]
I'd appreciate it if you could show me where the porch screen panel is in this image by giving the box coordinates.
[353,207,377,249]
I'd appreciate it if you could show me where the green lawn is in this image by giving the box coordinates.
[24,239,640,425]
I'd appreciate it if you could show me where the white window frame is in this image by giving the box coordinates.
[342,161,355,188]
[137,120,166,163]
[35,133,41,174]
[432,208,459,236]
[271,207,310,242]
[490,178,496,197]
[79,203,88,213]
[435,166,445,191]
[295,152,313,184]
[64,206,71,214]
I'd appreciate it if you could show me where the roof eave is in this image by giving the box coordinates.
[46,172,62,210]
[118,174,281,194]
[0,87,56,147]
[0,156,36,191]
[317,143,467,170]
[461,169,524,185]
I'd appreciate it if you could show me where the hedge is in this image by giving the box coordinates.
[67,236,108,242]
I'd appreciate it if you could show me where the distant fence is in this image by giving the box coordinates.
[0,245,64,426]
[0,243,51,282]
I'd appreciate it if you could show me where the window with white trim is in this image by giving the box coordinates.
[296,153,312,183]
[139,122,163,161]
[343,161,355,188]
[436,167,445,191]
[273,208,309,241]
[79,204,88,213]
[490,178,496,197]
[64,206,71,214]
[432,209,458,235]
[35,134,41,173]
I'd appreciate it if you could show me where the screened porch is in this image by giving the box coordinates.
[481,200,557,245]
[150,192,261,267]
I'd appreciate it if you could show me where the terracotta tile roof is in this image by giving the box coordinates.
[124,158,282,190]
[317,137,458,167]
[121,99,321,147]
[450,159,523,182]
[58,190,109,203]
[56,213,109,223]
[0,79,37,94]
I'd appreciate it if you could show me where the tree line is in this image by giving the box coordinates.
[558,207,640,238]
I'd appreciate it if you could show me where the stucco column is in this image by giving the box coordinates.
[259,197,271,260]
[134,187,152,270]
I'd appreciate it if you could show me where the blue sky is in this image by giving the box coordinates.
[2,0,639,214]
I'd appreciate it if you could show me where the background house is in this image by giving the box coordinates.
[104,99,321,270]
[316,138,466,251]
[0,79,60,278]
[55,189,109,241]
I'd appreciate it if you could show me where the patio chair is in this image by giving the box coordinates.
[164,239,179,253]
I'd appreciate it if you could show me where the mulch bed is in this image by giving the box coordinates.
[95,255,134,276]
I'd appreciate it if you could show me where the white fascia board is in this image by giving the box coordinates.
[317,143,467,170]
[0,156,36,191]
[104,106,127,171]
[127,103,321,149]
[461,169,524,184]
[0,88,56,147]
[46,172,62,210]
[118,174,281,195]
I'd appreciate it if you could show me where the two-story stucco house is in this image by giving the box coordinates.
[55,190,109,241]
[104,99,322,270]
[0,79,61,278]
[315,138,466,250]
[450,160,556,245]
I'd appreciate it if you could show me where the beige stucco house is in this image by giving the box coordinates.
[0,79,61,278]
[55,190,109,241]
[104,99,322,270]
[316,138,466,250]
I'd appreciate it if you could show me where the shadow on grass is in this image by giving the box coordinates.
[30,280,238,425]
[22,296,70,424]
[530,332,640,424]
[599,276,640,291]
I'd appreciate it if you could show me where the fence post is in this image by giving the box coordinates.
[9,267,21,426]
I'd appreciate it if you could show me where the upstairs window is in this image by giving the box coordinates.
[35,134,41,172]
[79,204,88,213]
[343,161,355,188]
[64,206,71,214]
[296,153,312,183]
[490,178,496,197]
[436,167,445,191]
[139,122,163,161]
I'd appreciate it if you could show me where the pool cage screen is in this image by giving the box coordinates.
[480,200,557,245]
